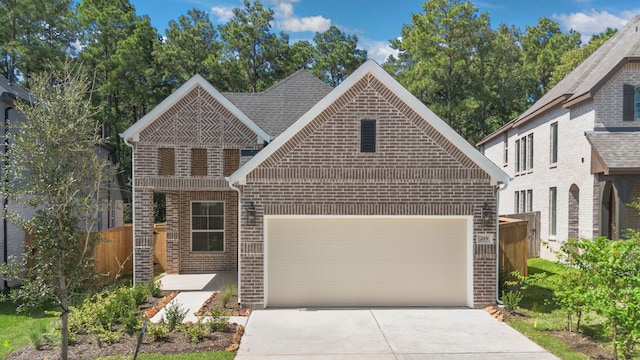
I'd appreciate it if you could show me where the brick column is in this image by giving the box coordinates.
[165,193,180,273]
[134,189,154,284]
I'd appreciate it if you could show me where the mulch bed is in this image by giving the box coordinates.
[6,291,245,360]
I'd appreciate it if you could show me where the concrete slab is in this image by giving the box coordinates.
[157,272,237,291]
[373,309,554,358]
[150,291,213,323]
[236,309,559,360]
[238,309,393,357]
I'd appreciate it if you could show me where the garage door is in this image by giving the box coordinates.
[265,216,471,308]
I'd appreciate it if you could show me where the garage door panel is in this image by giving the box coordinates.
[266,217,469,307]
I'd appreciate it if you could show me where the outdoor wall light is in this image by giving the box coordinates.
[246,202,256,226]
[481,202,494,227]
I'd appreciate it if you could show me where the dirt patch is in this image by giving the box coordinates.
[549,330,614,360]
[6,291,243,359]
[198,292,251,317]
[6,327,237,360]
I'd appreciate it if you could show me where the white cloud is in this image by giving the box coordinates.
[552,9,637,43]
[268,0,331,33]
[211,6,235,23]
[278,15,331,32]
[360,38,398,64]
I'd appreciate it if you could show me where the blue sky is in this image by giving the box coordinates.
[130,0,640,63]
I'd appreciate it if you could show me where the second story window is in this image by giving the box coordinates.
[515,139,520,172]
[527,133,534,170]
[550,123,558,165]
[503,133,508,166]
[623,84,640,121]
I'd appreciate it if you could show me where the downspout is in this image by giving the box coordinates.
[227,180,242,305]
[3,105,12,290]
[123,137,135,286]
[495,181,509,305]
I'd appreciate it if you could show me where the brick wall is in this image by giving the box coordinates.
[132,85,258,283]
[239,74,498,308]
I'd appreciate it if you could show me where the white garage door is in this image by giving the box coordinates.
[265,216,472,308]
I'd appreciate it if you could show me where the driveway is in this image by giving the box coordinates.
[236,308,558,359]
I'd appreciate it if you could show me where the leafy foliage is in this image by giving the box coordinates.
[2,63,118,359]
[163,302,188,332]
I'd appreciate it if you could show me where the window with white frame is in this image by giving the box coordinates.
[549,187,557,237]
[527,133,534,170]
[503,133,508,166]
[514,134,533,174]
[514,191,520,213]
[520,190,526,213]
[191,201,224,252]
[550,123,558,164]
[527,190,533,212]
[515,139,520,173]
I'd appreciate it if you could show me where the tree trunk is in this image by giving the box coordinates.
[60,273,68,360]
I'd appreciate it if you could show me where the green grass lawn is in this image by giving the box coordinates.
[0,300,56,358]
[506,258,612,360]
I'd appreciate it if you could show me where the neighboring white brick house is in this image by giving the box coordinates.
[479,16,640,259]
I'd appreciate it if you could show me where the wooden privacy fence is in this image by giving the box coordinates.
[499,217,528,279]
[502,211,541,258]
[94,223,166,282]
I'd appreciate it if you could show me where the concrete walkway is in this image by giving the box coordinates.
[237,309,558,359]
[150,272,247,326]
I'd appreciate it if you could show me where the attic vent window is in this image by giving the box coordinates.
[360,120,376,153]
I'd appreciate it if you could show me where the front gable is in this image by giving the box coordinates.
[121,74,270,145]
[230,60,508,186]
[138,84,260,146]
[258,73,472,172]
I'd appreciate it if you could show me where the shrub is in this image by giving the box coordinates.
[163,302,188,331]
[501,290,523,314]
[183,317,207,344]
[207,306,229,332]
[146,322,169,341]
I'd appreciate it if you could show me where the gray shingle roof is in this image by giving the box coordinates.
[478,15,640,146]
[520,15,640,121]
[223,70,332,137]
[0,76,32,103]
[586,131,640,174]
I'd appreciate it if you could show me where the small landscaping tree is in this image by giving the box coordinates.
[1,63,117,360]
[553,242,590,333]
[571,235,640,360]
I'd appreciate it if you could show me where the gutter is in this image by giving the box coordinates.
[3,105,12,290]
[226,180,242,305]
[122,137,136,286]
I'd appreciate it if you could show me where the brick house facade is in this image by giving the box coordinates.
[123,60,509,309]
[478,16,640,259]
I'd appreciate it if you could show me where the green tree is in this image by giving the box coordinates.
[571,236,640,359]
[311,25,367,87]
[549,28,617,88]
[389,0,499,141]
[155,8,222,88]
[2,64,117,360]
[219,0,290,92]
[286,40,314,71]
[0,0,76,85]
[521,17,580,101]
